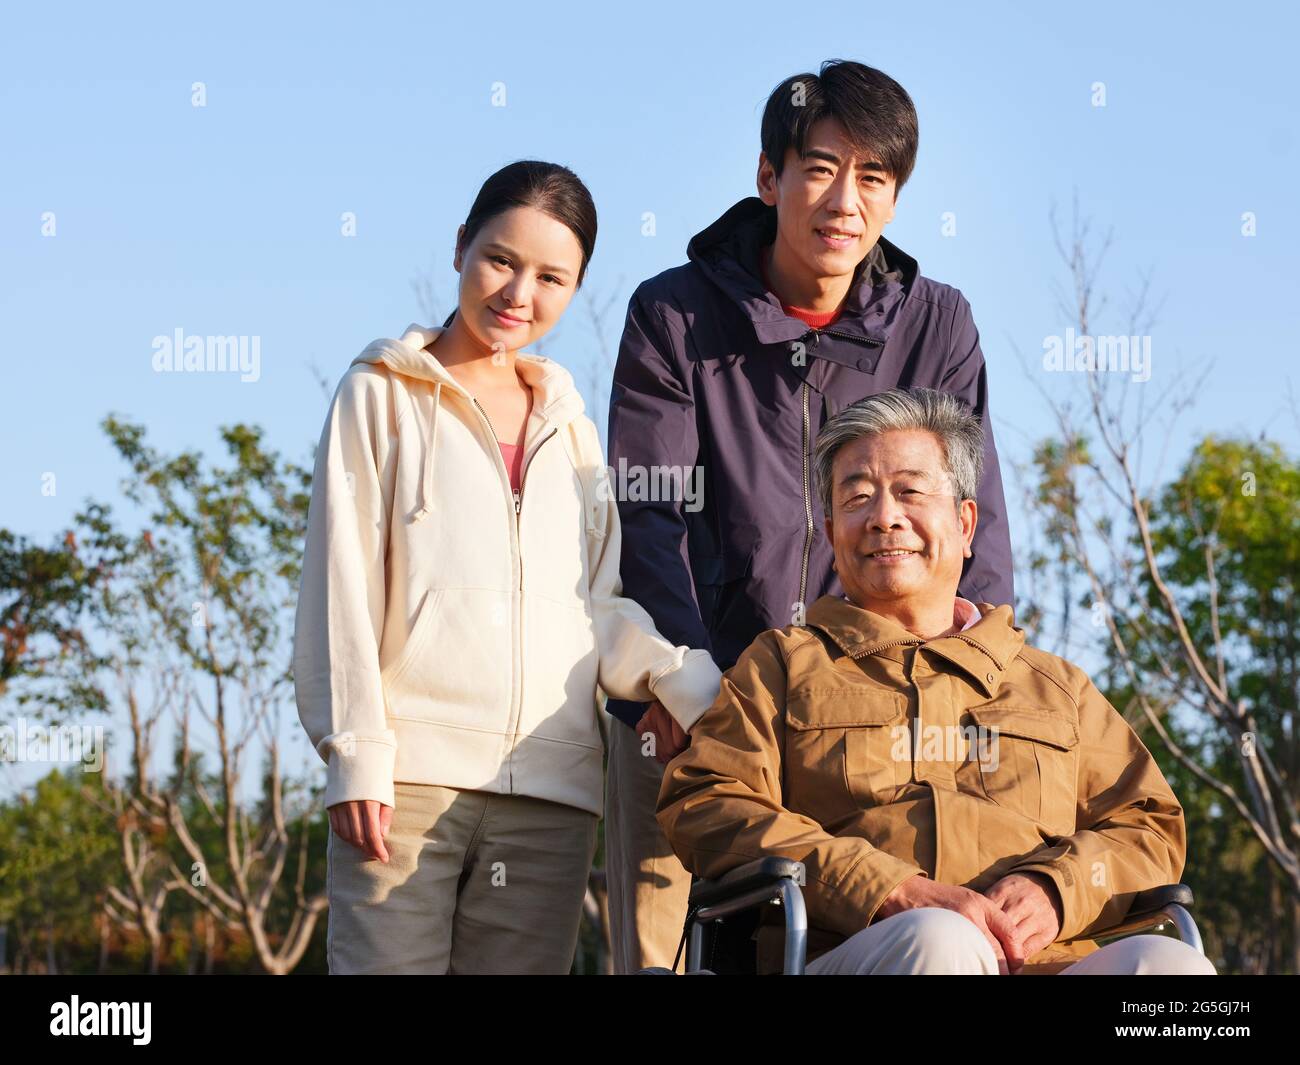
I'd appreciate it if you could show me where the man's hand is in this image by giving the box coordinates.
[634,700,689,765]
[875,875,1019,974]
[328,799,393,862]
[983,872,1063,972]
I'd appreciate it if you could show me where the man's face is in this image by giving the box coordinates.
[757,116,898,283]
[823,429,977,613]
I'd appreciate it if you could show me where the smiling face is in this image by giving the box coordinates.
[824,429,977,621]
[452,205,584,355]
[757,115,897,287]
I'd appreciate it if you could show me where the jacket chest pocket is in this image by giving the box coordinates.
[965,706,1079,836]
[785,691,908,815]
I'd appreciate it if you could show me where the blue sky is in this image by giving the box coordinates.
[1,2,1297,791]
[4,0,1296,548]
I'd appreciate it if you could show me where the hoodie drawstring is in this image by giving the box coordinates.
[411,382,440,523]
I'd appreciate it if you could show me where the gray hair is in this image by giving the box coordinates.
[813,388,984,517]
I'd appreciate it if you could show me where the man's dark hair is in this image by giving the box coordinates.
[760,59,919,193]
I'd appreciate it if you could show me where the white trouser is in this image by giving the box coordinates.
[806,908,1216,975]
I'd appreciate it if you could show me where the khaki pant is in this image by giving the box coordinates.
[604,718,695,974]
[805,909,1217,975]
[327,782,597,974]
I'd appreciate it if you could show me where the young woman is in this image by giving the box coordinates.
[292,161,721,974]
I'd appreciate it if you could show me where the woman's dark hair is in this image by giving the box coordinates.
[442,159,597,327]
[760,59,919,194]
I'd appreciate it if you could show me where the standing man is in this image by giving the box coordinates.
[603,59,1015,973]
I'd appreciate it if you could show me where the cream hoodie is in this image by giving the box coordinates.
[292,323,723,816]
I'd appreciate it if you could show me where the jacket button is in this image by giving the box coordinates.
[986,672,995,683]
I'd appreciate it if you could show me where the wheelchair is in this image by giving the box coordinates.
[641,857,1204,975]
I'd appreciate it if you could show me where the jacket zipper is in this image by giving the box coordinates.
[811,326,884,347]
[799,376,814,610]
[846,634,996,766]
[848,634,995,667]
[848,637,924,764]
[796,326,885,612]
[942,632,1001,675]
[847,637,922,660]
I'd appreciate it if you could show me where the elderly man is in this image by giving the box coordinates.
[657,388,1214,975]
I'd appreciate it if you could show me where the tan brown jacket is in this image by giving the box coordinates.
[657,594,1186,974]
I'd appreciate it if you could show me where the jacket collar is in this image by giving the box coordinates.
[685,197,916,351]
[804,594,1026,699]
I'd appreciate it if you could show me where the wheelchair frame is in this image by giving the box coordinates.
[674,857,1203,975]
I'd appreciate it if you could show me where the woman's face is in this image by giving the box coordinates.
[453,205,585,355]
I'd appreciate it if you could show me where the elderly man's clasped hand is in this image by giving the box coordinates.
[876,870,1064,974]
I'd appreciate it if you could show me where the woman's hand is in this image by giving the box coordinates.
[328,799,394,862]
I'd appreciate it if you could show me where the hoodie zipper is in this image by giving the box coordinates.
[796,326,885,611]
[517,428,559,518]
[471,396,559,782]
[505,426,557,770]
[471,397,557,522]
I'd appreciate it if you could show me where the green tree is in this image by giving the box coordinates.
[1129,438,1300,972]
[0,769,118,973]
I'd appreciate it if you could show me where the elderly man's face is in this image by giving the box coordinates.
[824,429,977,615]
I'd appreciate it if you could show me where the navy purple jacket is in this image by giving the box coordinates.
[605,197,1015,729]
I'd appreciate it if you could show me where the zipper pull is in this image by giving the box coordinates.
[513,488,521,514]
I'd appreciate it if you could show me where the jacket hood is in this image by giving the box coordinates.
[684,196,916,346]
[350,322,587,523]
[804,593,1026,699]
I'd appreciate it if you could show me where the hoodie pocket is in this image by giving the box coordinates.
[381,587,513,730]
[382,589,445,690]
[516,594,601,748]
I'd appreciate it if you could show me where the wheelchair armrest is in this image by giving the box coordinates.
[1083,884,1200,947]
[685,858,810,974]
[1128,883,1194,917]
[688,857,805,909]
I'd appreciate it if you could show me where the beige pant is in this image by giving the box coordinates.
[806,909,1217,975]
[604,718,694,973]
[327,781,597,974]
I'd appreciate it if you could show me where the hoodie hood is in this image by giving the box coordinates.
[684,196,916,347]
[350,322,586,523]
